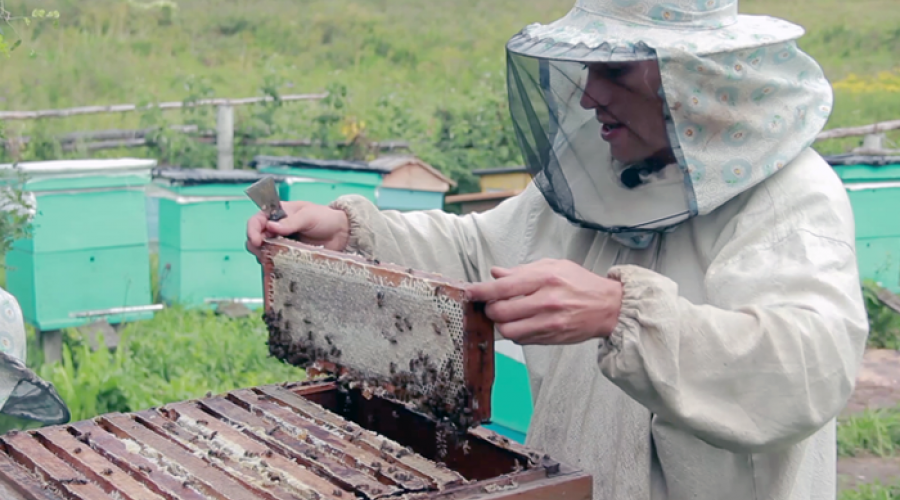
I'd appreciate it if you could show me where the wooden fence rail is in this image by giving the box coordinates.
[815,119,900,141]
[0,92,332,169]
[0,93,328,121]
[2,92,899,167]
[3,125,411,155]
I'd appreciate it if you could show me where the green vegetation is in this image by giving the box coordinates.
[841,482,900,500]
[0,0,897,191]
[864,281,900,350]
[0,306,302,433]
[839,407,900,458]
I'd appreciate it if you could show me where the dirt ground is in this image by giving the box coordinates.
[839,349,900,492]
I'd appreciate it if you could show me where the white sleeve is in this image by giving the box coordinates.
[598,171,869,454]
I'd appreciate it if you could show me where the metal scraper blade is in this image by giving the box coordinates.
[245,176,287,221]
[259,238,495,431]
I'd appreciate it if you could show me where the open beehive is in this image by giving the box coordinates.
[0,238,592,499]
[259,238,495,431]
[0,379,592,499]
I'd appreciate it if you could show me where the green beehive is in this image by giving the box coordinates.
[827,154,900,292]
[0,158,159,331]
[251,156,386,205]
[152,168,284,309]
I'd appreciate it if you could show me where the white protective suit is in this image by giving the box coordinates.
[331,145,868,500]
[324,0,870,498]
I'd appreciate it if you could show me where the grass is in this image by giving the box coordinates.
[0,301,306,433]
[842,482,900,500]
[0,0,897,165]
[839,407,900,458]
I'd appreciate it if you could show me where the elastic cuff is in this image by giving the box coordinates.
[600,265,649,356]
[329,195,376,258]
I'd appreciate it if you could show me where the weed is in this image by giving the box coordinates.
[839,408,900,458]
[841,481,900,500]
[863,281,900,350]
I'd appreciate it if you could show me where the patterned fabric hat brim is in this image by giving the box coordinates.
[502,0,834,243]
[506,3,806,62]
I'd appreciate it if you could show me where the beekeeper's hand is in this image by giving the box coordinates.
[246,201,350,260]
[466,259,623,345]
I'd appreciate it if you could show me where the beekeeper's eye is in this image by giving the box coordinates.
[583,63,631,81]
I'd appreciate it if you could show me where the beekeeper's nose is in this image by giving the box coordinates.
[580,69,616,110]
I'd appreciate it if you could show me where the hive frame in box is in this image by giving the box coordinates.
[0,379,593,500]
[259,237,495,430]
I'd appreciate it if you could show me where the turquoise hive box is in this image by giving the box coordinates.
[251,155,455,211]
[826,154,900,293]
[1,158,159,331]
[252,156,383,206]
[369,155,456,211]
[151,168,285,309]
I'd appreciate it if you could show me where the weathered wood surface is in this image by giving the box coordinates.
[0,381,592,500]
[816,119,900,141]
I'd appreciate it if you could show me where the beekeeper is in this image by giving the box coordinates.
[247,0,869,498]
[0,188,70,427]
[0,287,70,426]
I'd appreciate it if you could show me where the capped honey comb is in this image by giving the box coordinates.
[259,238,495,431]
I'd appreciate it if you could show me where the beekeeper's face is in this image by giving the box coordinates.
[579,60,672,165]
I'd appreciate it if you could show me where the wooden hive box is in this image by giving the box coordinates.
[0,379,592,499]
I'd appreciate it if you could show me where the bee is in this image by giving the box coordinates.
[403,317,412,331]
[59,479,89,485]
[376,290,385,308]
[289,281,298,293]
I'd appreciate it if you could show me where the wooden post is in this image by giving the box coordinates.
[41,330,63,365]
[861,133,885,151]
[217,105,234,170]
